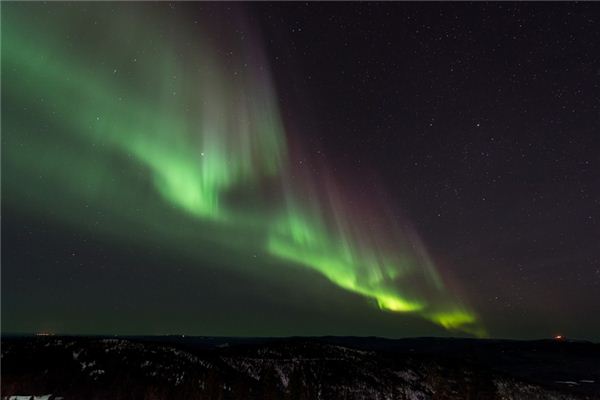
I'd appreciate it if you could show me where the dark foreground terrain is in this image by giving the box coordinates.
[1,335,599,399]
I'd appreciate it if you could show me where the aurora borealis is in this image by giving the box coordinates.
[3,3,599,340]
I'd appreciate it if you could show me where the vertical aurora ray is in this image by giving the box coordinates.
[2,3,484,335]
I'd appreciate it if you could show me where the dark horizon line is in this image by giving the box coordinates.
[1,332,596,343]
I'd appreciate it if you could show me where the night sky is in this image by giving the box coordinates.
[2,2,599,340]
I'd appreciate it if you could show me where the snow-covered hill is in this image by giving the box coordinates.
[2,336,598,399]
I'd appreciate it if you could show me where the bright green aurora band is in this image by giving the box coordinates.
[2,4,484,336]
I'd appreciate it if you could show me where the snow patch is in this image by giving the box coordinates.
[555,380,579,386]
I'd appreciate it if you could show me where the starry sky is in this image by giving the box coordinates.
[2,2,599,340]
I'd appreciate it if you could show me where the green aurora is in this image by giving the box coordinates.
[2,4,484,336]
